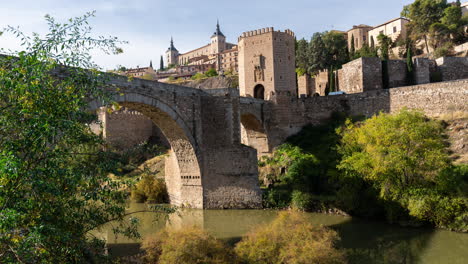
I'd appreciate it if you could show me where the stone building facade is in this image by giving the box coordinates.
[347,24,373,51]
[368,18,410,47]
[165,21,237,73]
[238,27,296,101]
[122,63,157,79]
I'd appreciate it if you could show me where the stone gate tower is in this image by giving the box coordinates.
[238,28,296,102]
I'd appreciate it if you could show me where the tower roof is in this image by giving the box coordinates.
[211,19,225,38]
[167,37,178,52]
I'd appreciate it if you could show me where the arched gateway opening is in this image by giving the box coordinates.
[253,84,265,100]
[91,93,203,208]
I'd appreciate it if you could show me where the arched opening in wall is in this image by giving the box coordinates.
[95,97,203,208]
[254,84,265,100]
[240,113,269,157]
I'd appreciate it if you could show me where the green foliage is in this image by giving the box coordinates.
[296,38,309,70]
[338,109,450,198]
[406,41,415,85]
[352,44,378,60]
[191,72,206,80]
[295,67,307,76]
[350,34,355,57]
[0,12,144,262]
[235,211,346,264]
[159,55,164,71]
[142,227,234,264]
[433,41,454,58]
[308,32,328,74]
[377,33,392,60]
[323,31,349,69]
[337,109,467,230]
[131,175,168,204]
[205,68,218,77]
[402,0,467,52]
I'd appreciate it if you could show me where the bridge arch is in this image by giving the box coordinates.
[90,92,203,208]
[240,113,270,157]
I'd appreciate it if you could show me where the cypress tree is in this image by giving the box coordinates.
[160,55,164,71]
[350,34,355,59]
[406,42,414,85]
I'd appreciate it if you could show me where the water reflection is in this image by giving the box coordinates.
[97,203,468,263]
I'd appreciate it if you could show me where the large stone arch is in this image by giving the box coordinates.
[90,93,203,208]
[240,113,270,157]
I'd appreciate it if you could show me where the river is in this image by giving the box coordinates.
[95,203,468,263]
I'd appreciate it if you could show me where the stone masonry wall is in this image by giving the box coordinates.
[435,57,468,81]
[387,60,407,88]
[297,74,315,97]
[100,108,154,149]
[257,79,468,150]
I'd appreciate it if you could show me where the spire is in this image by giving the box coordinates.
[150,60,153,68]
[167,36,178,52]
[212,19,225,38]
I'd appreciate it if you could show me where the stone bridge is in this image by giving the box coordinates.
[89,74,468,210]
[89,75,261,209]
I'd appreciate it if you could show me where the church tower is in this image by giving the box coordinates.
[165,37,179,66]
[210,20,227,55]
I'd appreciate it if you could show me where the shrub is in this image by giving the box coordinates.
[205,68,218,77]
[131,175,168,204]
[290,190,313,211]
[235,211,346,264]
[142,227,233,264]
[191,72,205,80]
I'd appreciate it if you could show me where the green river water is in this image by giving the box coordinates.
[96,203,468,263]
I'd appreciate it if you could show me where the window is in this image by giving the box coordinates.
[393,26,397,33]
[379,30,384,35]
[363,36,366,42]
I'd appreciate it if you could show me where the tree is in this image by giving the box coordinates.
[377,33,392,60]
[402,0,448,53]
[308,33,328,74]
[0,12,157,262]
[338,109,450,199]
[160,55,164,71]
[406,40,414,85]
[296,38,309,73]
[323,31,349,69]
[350,34,356,58]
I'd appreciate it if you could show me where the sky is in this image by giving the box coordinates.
[0,0,414,70]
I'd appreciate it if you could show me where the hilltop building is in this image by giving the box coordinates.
[368,18,410,47]
[347,24,373,51]
[346,17,409,52]
[121,62,157,79]
[165,21,239,74]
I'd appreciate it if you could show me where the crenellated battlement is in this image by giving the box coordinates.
[238,27,295,42]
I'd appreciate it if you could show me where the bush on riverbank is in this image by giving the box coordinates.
[260,110,468,231]
[131,174,168,204]
[142,227,234,264]
[235,211,346,264]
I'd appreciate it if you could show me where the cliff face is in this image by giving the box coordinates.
[179,76,239,89]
